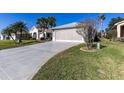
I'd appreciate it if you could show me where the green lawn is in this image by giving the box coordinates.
[0,40,39,50]
[33,39,124,80]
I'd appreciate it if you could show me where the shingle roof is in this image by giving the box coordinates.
[51,22,78,30]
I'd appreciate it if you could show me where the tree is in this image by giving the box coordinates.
[12,21,28,43]
[2,26,16,43]
[36,16,56,40]
[37,16,56,29]
[98,13,105,37]
[76,19,98,49]
[108,17,124,30]
[36,17,48,39]
[48,16,56,28]
[37,17,48,28]
[2,21,28,43]
[106,30,117,41]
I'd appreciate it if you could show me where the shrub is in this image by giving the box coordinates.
[106,30,117,41]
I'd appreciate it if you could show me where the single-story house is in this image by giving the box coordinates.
[0,33,16,40]
[115,20,124,38]
[29,26,52,40]
[52,22,85,43]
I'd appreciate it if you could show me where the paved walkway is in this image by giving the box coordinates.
[0,41,79,80]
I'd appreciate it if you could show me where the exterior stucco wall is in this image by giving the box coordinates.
[29,27,39,39]
[29,26,46,40]
[0,34,3,40]
[117,25,121,38]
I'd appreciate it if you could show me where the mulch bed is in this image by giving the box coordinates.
[80,47,97,52]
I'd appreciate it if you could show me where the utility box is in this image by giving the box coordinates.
[97,42,100,49]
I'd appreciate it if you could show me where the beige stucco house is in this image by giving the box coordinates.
[52,22,84,43]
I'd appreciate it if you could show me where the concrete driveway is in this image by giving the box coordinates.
[0,41,79,80]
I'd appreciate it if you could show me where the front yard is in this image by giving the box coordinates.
[0,40,39,50]
[33,39,124,80]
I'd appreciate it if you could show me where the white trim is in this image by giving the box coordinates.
[117,25,121,38]
[115,20,124,26]
[52,31,56,41]
[52,37,55,41]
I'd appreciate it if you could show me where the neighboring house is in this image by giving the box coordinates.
[0,33,16,40]
[52,22,85,43]
[115,20,124,38]
[29,26,52,40]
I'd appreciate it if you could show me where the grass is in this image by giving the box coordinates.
[0,40,39,50]
[33,39,124,80]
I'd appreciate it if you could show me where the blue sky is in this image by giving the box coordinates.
[0,13,124,32]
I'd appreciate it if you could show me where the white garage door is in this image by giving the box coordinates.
[54,28,84,42]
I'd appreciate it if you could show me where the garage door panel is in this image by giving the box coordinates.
[55,28,82,41]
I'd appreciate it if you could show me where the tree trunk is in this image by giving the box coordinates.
[19,30,22,43]
[9,34,17,44]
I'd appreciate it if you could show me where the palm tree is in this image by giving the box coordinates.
[48,16,56,28]
[98,13,105,37]
[36,16,56,40]
[12,21,28,43]
[36,17,48,39]
[37,17,48,28]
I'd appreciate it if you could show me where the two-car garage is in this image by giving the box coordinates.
[52,22,84,43]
